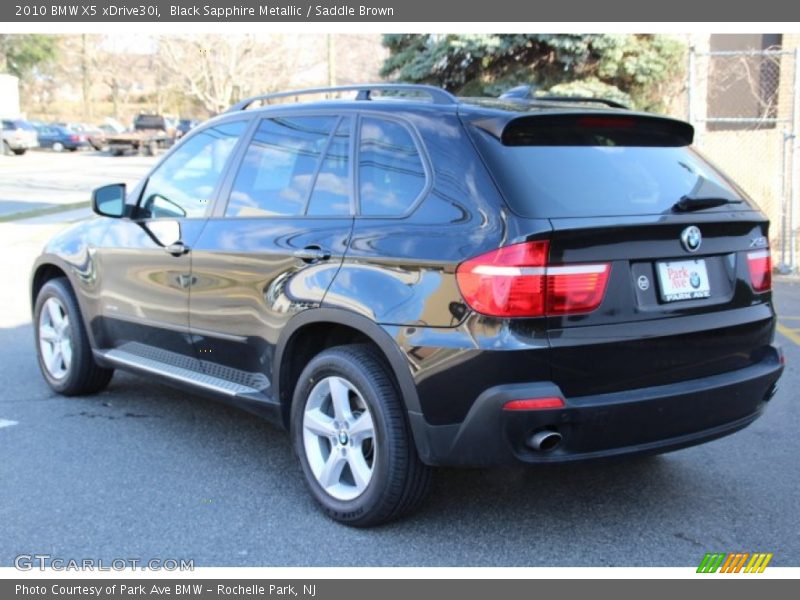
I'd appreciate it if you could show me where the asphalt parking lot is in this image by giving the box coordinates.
[0,152,798,567]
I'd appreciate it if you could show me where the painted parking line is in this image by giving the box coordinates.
[777,322,800,346]
[0,419,19,429]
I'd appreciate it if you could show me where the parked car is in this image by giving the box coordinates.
[175,118,199,139]
[1,118,38,155]
[36,125,90,152]
[77,125,109,151]
[106,113,175,156]
[30,84,784,527]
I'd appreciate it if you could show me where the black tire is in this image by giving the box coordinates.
[12,148,26,155]
[33,278,113,396]
[291,344,432,527]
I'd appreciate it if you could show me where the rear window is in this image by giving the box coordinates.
[3,119,34,131]
[472,126,751,218]
[134,115,166,129]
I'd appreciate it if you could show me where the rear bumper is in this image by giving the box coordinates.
[6,139,37,150]
[409,345,783,467]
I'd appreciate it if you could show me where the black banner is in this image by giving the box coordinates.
[3,579,799,600]
[2,0,800,22]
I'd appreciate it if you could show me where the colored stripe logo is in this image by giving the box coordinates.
[697,552,773,573]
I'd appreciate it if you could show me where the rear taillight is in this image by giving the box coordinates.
[747,250,772,293]
[69,134,80,142]
[455,240,610,317]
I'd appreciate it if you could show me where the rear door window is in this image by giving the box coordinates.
[306,118,352,216]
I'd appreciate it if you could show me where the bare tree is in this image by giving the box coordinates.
[97,47,142,119]
[157,34,296,115]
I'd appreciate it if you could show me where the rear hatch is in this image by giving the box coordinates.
[467,110,775,397]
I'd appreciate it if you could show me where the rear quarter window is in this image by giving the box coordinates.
[358,117,426,216]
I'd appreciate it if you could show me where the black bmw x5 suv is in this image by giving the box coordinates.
[31,84,783,526]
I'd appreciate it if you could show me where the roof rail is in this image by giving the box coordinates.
[227,84,459,112]
[499,85,628,109]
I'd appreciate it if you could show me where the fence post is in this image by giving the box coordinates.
[791,48,800,273]
[687,47,695,124]
[780,130,791,272]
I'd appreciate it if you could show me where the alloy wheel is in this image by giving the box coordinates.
[38,297,73,380]
[302,375,376,501]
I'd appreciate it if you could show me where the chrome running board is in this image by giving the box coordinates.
[97,348,265,398]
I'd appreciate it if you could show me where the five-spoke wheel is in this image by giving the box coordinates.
[34,277,113,395]
[292,345,431,527]
[302,375,376,501]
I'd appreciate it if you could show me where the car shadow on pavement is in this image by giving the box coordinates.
[0,320,738,567]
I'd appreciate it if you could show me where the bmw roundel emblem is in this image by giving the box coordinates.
[681,226,702,253]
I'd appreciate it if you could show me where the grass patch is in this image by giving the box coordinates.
[0,201,90,223]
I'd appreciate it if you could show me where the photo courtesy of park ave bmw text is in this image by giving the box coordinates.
[0,0,799,594]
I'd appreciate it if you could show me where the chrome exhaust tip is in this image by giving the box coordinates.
[527,429,562,452]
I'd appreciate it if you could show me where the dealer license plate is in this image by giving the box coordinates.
[656,259,711,302]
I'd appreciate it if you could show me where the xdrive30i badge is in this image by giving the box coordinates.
[681,226,702,252]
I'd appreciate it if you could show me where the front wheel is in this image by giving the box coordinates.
[291,345,431,527]
[34,278,114,395]
[52,142,64,152]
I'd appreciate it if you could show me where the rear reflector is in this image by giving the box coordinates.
[747,250,772,293]
[503,398,565,411]
[456,240,610,317]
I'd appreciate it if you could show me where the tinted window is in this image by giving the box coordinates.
[472,130,750,218]
[139,120,246,219]
[307,118,351,216]
[135,115,166,130]
[226,116,336,217]
[3,119,34,130]
[358,117,426,216]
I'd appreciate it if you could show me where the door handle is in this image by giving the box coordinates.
[294,246,331,264]
[166,241,190,257]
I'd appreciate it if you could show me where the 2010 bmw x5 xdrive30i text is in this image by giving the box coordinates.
[30,84,784,526]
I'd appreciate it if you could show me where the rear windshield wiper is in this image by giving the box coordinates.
[672,196,744,212]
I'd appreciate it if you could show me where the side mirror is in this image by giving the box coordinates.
[92,183,126,218]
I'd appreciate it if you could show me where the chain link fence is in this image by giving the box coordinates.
[687,47,799,273]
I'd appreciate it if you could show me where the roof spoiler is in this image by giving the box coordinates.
[472,113,695,147]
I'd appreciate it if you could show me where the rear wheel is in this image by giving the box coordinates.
[34,278,113,395]
[12,148,26,155]
[291,345,431,527]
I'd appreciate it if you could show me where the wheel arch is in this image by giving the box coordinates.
[30,261,70,310]
[274,308,427,450]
